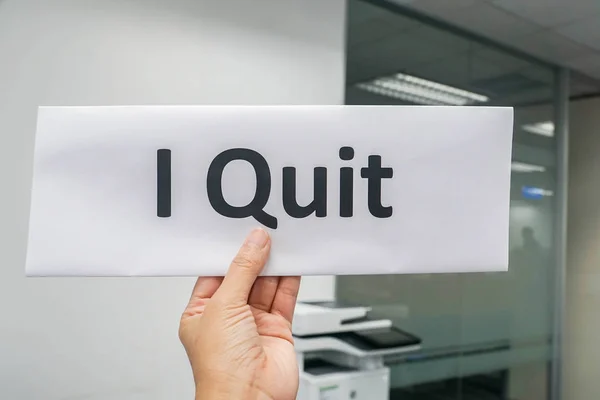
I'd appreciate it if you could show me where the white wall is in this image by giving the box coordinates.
[0,1,345,399]
[564,96,600,400]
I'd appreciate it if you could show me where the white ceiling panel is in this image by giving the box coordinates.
[515,29,590,61]
[390,0,600,82]
[421,2,540,41]
[491,0,600,27]
[557,17,600,51]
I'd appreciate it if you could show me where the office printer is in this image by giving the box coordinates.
[293,301,421,400]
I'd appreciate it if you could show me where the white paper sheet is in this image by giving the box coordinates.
[26,105,513,276]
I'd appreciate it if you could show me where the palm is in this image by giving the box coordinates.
[251,308,299,399]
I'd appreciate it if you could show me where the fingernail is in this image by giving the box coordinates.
[246,228,269,248]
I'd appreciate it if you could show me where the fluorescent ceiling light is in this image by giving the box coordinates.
[522,121,554,137]
[511,161,546,173]
[522,186,554,199]
[356,72,489,106]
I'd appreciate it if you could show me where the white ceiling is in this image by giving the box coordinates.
[392,0,600,80]
[346,0,600,102]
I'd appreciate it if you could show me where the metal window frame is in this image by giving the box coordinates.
[551,67,569,400]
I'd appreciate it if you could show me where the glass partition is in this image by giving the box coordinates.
[338,1,567,398]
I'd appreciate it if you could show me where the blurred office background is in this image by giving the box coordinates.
[340,1,600,399]
[1,1,600,399]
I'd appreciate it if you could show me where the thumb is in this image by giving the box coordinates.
[213,228,271,304]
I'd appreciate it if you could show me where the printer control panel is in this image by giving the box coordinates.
[330,327,421,351]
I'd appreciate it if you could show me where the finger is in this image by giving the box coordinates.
[214,228,271,304]
[188,277,223,302]
[271,276,301,323]
[249,276,280,312]
[182,277,223,318]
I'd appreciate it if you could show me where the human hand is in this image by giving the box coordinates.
[179,228,301,400]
